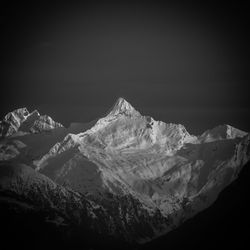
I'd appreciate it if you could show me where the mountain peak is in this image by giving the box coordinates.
[108,97,140,116]
[0,108,30,137]
[4,107,30,121]
[0,107,63,137]
[200,124,247,142]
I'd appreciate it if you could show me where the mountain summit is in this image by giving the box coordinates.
[108,97,140,117]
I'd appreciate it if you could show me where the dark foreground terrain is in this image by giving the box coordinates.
[0,161,249,250]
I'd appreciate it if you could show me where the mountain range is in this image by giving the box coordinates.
[0,97,249,249]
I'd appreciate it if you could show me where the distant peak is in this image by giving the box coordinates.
[108,97,140,116]
[200,124,247,141]
[4,107,30,120]
[0,107,63,137]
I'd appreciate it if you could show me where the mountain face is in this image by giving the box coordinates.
[0,98,249,248]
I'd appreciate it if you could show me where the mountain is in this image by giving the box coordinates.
[0,108,63,138]
[0,98,249,249]
[199,124,248,142]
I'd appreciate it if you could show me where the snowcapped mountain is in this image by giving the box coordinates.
[199,124,248,142]
[0,108,63,138]
[0,98,249,248]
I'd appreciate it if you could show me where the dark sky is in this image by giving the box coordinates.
[0,1,249,134]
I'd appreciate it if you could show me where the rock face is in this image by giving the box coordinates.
[0,98,249,247]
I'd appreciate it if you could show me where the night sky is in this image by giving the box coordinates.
[1,1,249,134]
